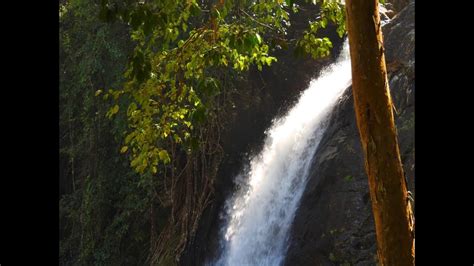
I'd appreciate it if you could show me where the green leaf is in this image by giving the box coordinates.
[255,33,262,44]
[211,8,221,20]
[173,134,182,143]
[264,57,276,66]
[107,104,120,118]
[190,2,202,17]
[320,18,327,28]
[158,150,171,164]
[111,104,119,115]
[120,146,128,153]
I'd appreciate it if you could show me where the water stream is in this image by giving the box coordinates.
[212,40,352,266]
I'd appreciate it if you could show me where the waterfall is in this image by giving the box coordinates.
[211,40,352,266]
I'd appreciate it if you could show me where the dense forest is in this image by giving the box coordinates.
[59,0,414,265]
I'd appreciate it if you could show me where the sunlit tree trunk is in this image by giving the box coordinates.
[344,0,414,265]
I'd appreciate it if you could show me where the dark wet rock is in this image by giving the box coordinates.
[379,5,392,24]
[179,4,346,265]
[284,3,414,266]
[182,2,414,265]
[387,0,411,14]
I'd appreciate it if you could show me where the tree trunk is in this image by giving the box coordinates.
[150,202,157,266]
[344,1,414,265]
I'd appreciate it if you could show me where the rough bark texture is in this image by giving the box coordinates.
[344,0,414,265]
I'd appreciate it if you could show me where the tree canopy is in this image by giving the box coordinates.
[60,0,350,264]
[98,0,346,175]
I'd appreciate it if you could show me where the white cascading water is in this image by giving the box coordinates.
[212,40,352,266]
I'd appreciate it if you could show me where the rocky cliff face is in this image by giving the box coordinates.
[181,1,414,265]
[284,2,414,265]
[180,4,346,264]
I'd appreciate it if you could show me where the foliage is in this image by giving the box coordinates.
[99,0,347,176]
[96,1,346,262]
[296,0,345,58]
[60,0,347,264]
[344,175,353,181]
[59,0,152,264]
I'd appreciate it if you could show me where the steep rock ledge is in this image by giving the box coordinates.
[180,3,346,264]
[284,2,414,265]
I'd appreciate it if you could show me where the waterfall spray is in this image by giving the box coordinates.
[212,40,352,266]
